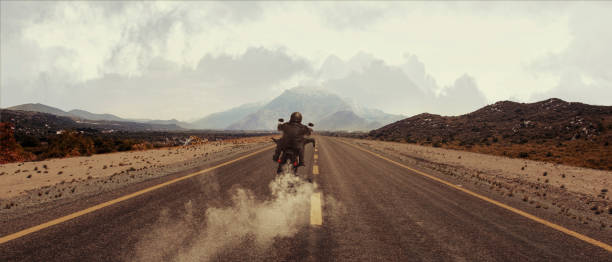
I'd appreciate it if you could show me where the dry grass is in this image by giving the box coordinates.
[441,139,611,170]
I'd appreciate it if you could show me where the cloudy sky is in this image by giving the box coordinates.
[1,1,610,121]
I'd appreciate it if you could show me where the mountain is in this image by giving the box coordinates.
[368,98,612,170]
[7,103,73,117]
[318,110,380,131]
[190,102,264,129]
[226,86,400,131]
[68,109,125,122]
[347,99,404,124]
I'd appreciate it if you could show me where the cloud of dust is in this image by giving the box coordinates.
[133,172,317,262]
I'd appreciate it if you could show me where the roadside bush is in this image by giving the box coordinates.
[115,139,137,151]
[93,137,116,154]
[43,131,95,158]
[131,142,153,151]
[0,122,35,163]
[17,134,41,148]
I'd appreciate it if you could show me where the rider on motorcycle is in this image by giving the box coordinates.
[273,112,312,166]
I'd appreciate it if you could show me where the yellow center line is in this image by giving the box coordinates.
[0,145,276,245]
[338,139,612,252]
[314,154,318,160]
[310,193,323,226]
[313,165,319,175]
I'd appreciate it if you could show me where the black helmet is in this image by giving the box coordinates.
[290,112,302,123]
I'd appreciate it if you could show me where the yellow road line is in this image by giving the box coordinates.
[339,139,612,252]
[313,165,319,175]
[0,145,275,245]
[314,154,318,160]
[310,193,323,226]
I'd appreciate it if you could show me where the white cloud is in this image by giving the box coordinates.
[320,53,487,116]
[528,3,612,105]
[1,1,610,121]
[55,48,309,120]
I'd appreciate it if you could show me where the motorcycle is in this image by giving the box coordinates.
[273,118,314,175]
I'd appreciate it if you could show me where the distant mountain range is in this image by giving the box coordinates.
[5,103,192,129]
[1,109,184,135]
[3,87,403,131]
[225,87,403,131]
[190,102,264,130]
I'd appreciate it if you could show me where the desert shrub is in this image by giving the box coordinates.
[115,139,137,151]
[0,122,35,163]
[17,134,41,148]
[43,131,95,158]
[93,137,116,154]
[518,152,529,158]
[132,142,153,151]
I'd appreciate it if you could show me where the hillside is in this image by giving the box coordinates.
[1,109,183,135]
[7,103,73,117]
[68,109,125,122]
[4,103,192,130]
[367,98,612,170]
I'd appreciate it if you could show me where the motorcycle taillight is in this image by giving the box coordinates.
[293,161,298,167]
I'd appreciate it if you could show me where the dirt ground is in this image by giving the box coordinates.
[340,138,612,230]
[0,136,274,215]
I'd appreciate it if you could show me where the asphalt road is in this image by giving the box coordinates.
[1,136,610,261]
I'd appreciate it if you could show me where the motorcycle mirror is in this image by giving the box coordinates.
[278,118,284,122]
[308,123,314,127]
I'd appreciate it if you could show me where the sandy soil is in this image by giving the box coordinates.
[0,136,273,214]
[341,138,612,229]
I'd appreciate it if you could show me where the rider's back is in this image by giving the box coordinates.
[278,122,310,148]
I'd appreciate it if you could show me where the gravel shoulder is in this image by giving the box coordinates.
[338,137,612,231]
[0,136,274,218]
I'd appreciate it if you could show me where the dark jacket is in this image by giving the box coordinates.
[277,122,312,149]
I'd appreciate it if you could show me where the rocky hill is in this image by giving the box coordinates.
[367,98,612,170]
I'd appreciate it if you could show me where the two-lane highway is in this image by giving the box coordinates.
[1,136,610,261]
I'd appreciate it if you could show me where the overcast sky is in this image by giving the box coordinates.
[1,1,610,121]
